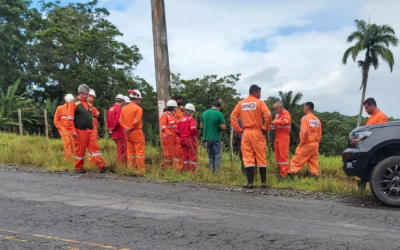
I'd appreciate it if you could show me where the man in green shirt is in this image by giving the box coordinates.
[200,101,226,173]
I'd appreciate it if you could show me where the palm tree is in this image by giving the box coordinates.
[278,91,303,144]
[343,19,398,127]
[267,91,303,145]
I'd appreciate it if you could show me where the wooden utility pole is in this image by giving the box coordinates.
[18,109,23,143]
[151,0,171,119]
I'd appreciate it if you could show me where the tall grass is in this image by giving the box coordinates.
[0,132,369,196]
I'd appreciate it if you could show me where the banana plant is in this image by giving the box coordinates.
[29,98,59,135]
[0,79,33,128]
[146,123,160,147]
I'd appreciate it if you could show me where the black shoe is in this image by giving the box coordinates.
[100,167,109,173]
[313,175,319,181]
[357,179,367,189]
[277,175,285,181]
[76,169,86,174]
[261,183,268,189]
[287,173,295,180]
[243,183,254,189]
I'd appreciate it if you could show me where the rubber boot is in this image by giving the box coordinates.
[287,173,295,180]
[100,166,109,173]
[260,167,267,188]
[243,167,254,189]
[357,178,367,189]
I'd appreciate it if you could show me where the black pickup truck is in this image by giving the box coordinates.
[342,121,400,206]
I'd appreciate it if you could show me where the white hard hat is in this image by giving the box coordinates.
[115,94,125,100]
[128,89,142,99]
[65,94,74,103]
[89,89,96,97]
[124,96,130,103]
[166,100,178,107]
[185,103,195,112]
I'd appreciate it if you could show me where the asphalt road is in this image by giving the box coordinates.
[1,168,400,250]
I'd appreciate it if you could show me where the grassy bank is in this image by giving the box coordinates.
[0,132,369,196]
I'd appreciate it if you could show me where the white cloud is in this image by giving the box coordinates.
[101,0,400,119]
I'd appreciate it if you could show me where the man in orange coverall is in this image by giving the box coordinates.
[160,100,183,172]
[67,84,108,173]
[357,98,389,187]
[364,98,389,125]
[107,94,127,165]
[54,94,75,161]
[288,102,322,179]
[270,101,291,178]
[173,95,185,120]
[119,89,146,175]
[231,85,272,189]
[176,103,199,173]
[87,88,100,166]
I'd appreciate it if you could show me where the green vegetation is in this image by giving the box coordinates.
[0,132,369,196]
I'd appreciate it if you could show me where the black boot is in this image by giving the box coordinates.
[100,166,109,173]
[357,178,367,189]
[243,167,254,189]
[260,168,267,188]
[287,173,295,180]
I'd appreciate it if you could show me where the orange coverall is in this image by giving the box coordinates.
[54,103,74,161]
[67,98,107,171]
[366,109,388,125]
[288,113,322,176]
[231,96,272,168]
[272,109,291,177]
[175,107,185,120]
[160,111,183,171]
[88,106,100,166]
[119,102,146,174]
[356,109,388,181]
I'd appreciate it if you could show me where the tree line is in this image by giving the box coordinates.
[0,0,397,156]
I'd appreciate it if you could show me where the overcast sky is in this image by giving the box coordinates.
[54,0,400,117]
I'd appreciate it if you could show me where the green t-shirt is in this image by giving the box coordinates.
[201,108,226,141]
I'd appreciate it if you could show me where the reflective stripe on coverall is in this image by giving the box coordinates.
[107,104,127,165]
[289,113,322,176]
[160,111,183,172]
[272,109,291,177]
[54,103,74,161]
[176,115,199,173]
[119,102,145,174]
[231,96,272,168]
[68,99,106,171]
[366,109,388,125]
[89,105,100,166]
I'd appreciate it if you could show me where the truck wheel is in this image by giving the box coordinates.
[370,156,400,207]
